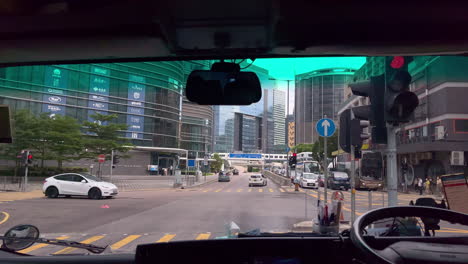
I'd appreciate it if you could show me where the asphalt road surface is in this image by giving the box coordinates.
[1,172,467,255]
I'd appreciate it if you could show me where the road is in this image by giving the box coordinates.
[0,172,467,255]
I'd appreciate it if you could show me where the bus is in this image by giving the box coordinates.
[334,151,384,190]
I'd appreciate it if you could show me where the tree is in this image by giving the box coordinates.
[81,113,131,160]
[311,130,339,166]
[292,143,314,153]
[45,115,84,168]
[0,110,85,168]
[210,153,223,172]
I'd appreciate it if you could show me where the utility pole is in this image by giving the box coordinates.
[323,115,328,204]
[24,150,29,192]
[110,149,114,181]
[386,125,398,206]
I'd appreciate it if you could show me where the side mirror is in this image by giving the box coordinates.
[81,180,87,183]
[2,225,39,251]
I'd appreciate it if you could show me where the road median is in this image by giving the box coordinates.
[262,170,290,186]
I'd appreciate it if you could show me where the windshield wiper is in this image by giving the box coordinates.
[0,236,108,254]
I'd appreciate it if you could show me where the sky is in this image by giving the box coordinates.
[253,57,367,114]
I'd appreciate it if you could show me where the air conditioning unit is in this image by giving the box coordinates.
[408,130,415,139]
[435,126,445,140]
[451,151,465,166]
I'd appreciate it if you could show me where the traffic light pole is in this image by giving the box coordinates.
[110,150,114,181]
[23,150,29,192]
[386,125,398,206]
[323,136,328,204]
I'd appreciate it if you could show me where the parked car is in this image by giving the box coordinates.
[249,174,267,187]
[43,173,118,199]
[218,171,231,182]
[233,169,239,175]
[327,171,350,191]
[300,173,319,189]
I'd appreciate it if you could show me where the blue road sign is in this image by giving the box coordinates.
[286,147,290,152]
[228,153,262,159]
[187,159,196,167]
[316,118,336,137]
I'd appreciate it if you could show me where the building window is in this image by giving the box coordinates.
[454,119,468,133]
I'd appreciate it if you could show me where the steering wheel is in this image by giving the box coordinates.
[350,206,468,264]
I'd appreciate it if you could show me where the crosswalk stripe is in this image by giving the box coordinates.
[214,189,222,192]
[53,235,104,255]
[237,189,243,192]
[308,193,318,198]
[248,189,252,192]
[195,233,211,240]
[157,234,176,242]
[279,188,285,192]
[111,235,141,250]
[202,189,211,193]
[226,189,232,192]
[18,236,69,254]
[268,188,274,192]
[259,189,263,192]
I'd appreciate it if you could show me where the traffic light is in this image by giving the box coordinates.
[350,119,370,148]
[339,109,351,153]
[348,74,387,144]
[289,153,297,167]
[20,151,33,165]
[384,56,419,124]
[113,155,120,164]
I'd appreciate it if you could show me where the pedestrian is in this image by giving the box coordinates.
[293,175,300,191]
[169,165,173,176]
[425,178,431,194]
[436,177,443,197]
[417,178,423,195]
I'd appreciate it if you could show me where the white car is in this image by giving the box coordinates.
[43,173,118,199]
[249,174,267,187]
[300,173,320,189]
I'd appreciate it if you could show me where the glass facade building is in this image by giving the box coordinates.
[0,62,185,148]
[295,68,355,143]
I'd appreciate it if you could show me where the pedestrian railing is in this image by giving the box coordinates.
[0,176,25,191]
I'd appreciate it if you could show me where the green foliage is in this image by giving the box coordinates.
[210,153,223,172]
[81,113,132,160]
[0,110,85,168]
[292,143,314,153]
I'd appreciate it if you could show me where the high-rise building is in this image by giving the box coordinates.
[264,88,286,153]
[295,68,356,144]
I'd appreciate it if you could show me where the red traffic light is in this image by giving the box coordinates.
[292,153,297,157]
[390,56,405,69]
[27,154,33,159]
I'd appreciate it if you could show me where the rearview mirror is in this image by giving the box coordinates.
[186,67,261,105]
[81,180,87,183]
[3,225,39,251]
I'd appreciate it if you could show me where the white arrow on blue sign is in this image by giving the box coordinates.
[316,118,336,137]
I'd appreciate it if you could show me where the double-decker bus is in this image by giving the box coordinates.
[333,149,384,190]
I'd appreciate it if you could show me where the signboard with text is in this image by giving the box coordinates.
[441,173,468,214]
[228,153,262,159]
[43,66,68,116]
[88,66,109,123]
[126,75,146,139]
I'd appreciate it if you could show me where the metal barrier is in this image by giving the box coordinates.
[262,170,290,186]
[0,176,24,191]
